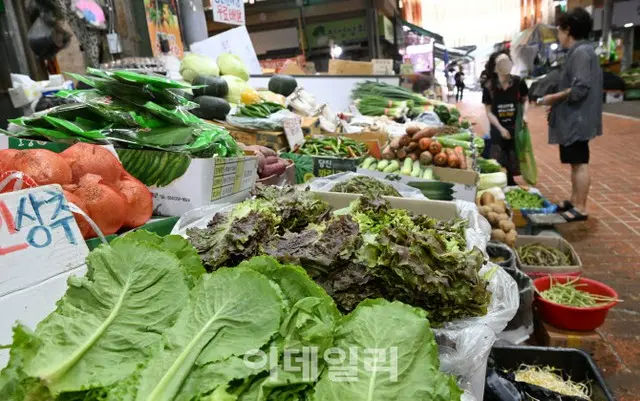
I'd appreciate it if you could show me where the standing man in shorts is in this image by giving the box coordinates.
[540,7,602,222]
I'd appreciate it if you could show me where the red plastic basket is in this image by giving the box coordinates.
[533,276,618,331]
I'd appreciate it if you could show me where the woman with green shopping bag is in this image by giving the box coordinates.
[482,51,530,186]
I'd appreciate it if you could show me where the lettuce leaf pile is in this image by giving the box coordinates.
[0,237,461,401]
[186,186,490,326]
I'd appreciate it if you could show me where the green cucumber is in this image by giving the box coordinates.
[146,151,171,185]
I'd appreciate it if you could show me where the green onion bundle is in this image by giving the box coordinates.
[354,96,408,117]
[352,81,430,105]
[541,276,619,307]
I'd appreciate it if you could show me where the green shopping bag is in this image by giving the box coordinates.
[515,104,537,185]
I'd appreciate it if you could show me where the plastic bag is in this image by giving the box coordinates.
[515,105,537,185]
[436,324,496,400]
[28,17,70,59]
[73,0,107,30]
[226,109,296,131]
[487,241,517,270]
[304,172,427,199]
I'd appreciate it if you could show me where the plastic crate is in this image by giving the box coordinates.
[487,345,616,401]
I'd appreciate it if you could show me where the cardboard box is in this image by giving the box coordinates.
[535,319,603,355]
[116,148,256,217]
[0,135,258,217]
[226,127,289,151]
[328,59,374,75]
[516,235,583,275]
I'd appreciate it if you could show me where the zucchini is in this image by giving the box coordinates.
[400,158,413,175]
[377,160,390,171]
[383,160,400,173]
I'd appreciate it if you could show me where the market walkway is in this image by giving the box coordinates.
[459,92,640,401]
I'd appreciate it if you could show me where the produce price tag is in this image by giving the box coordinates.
[0,184,89,297]
[283,116,305,151]
[212,0,245,26]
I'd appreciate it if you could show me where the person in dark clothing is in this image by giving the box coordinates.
[454,66,465,102]
[539,7,602,222]
[482,51,529,186]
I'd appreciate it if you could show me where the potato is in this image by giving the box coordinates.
[491,229,507,243]
[480,192,495,206]
[499,219,515,233]
[497,213,509,222]
[496,200,507,210]
[479,205,492,216]
[505,230,517,247]
[491,203,506,214]
[487,211,499,225]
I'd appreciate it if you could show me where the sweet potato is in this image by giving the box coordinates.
[412,127,437,141]
[243,145,277,157]
[265,156,280,165]
[262,160,287,177]
[10,149,72,185]
[60,143,123,184]
[73,174,126,236]
[408,153,418,161]
[406,141,419,152]
[405,125,421,135]
[0,149,19,171]
[117,173,153,229]
[62,189,92,238]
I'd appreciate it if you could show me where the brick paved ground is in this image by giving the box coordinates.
[459,92,640,401]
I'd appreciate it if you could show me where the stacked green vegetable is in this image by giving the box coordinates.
[0,231,462,401]
[236,102,285,118]
[330,175,401,197]
[352,81,435,118]
[5,68,241,158]
[296,136,367,158]
[505,188,545,209]
[518,243,572,266]
[541,277,618,307]
[186,185,490,325]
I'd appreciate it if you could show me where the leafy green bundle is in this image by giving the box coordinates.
[0,232,462,401]
[5,69,241,158]
[330,176,401,198]
[186,185,491,325]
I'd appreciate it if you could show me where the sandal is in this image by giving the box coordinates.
[561,208,588,222]
[557,200,574,212]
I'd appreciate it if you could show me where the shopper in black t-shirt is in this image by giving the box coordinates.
[482,51,529,186]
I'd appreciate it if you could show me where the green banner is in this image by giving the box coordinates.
[305,17,368,48]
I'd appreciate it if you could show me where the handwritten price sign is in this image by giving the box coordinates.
[0,185,89,297]
[212,0,245,25]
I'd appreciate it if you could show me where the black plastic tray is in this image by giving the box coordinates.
[488,345,616,401]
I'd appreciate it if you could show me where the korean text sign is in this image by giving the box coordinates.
[212,0,245,26]
[0,185,89,297]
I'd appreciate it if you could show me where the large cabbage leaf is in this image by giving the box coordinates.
[313,299,462,401]
[134,268,282,401]
[24,238,190,395]
[217,54,250,81]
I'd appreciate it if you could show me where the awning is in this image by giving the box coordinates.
[433,43,476,61]
[401,20,444,45]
